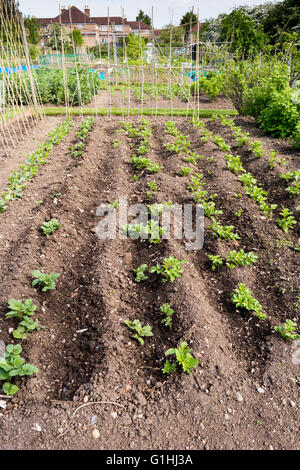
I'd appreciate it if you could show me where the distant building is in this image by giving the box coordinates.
[36,5,151,48]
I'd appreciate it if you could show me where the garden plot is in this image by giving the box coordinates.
[0,115,299,450]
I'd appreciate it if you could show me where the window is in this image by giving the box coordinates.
[100,25,108,31]
[114,25,123,31]
[102,38,107,43]
[77,23,82,29]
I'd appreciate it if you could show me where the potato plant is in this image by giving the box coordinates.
[32,271,60,292]
[0,344,38,396]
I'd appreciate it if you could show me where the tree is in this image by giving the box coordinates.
[48,23,71,52]
[136,9,151,27]
[24,16,40,45]
[262,0,300,44]
[180,11,198,35]
[126,33,146,60]
[158,25,184,47]
[220,9,267,57]
[69,28,84,48]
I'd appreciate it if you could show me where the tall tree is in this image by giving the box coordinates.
[136,9,151,27]
[48,23,71,52]
[220,9,267,57]
[262,0,300,43]
[69,28,84,48]
[180,11,198,35]
[24,16,40,45]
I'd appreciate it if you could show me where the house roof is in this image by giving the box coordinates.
[92,17,127,26]
[127,21,151,30]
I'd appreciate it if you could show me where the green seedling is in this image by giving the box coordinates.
[125,320,153,346]
[235,208,244,217]
[277,207,297,233]
[134,264,148,283]
[109,200,119,210]
[225,250,258,269]
[178,166,192,177]
[113,139,121,148]
[13,316,43,340]
[149,256,187,283]
[160,303,174,328]
[208,254,224,270]
[250,141,264,159]
[147,180,158,192]
[5,299,36,320]
[163,342,198,375]
[209,220,240,240]
[203,201,223,218]
[274,320,300,341]
[225,154,245,174]
[32,270,60,292]
[0,344,38,396]
[232,283,267,320]
[41,218,61,237]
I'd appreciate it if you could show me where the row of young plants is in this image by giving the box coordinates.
[164,117,300,338]
[118,119,198,375]
[0,119,74,214]
[219,114,300,200]
[203,116,298,234]
[0,118,96,396]
[1,248,61,396]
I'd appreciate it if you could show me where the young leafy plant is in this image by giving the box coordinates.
[12,316,43,340]
[277,207,297,233]
[160,303,174,328]
[125,320,153,346]
[274,320,300,341]
[149,256,187,283]
[32,270,60,292]
[5,299,36,320]
[163,342,198,375]
[232,283,267,320]
[134,264,148,283]
[0,344,39,396]
[41,218,61,237]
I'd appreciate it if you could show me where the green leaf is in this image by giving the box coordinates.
[2,382,19,396]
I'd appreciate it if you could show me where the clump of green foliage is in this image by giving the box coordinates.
[277,207,297,233]
[149,256,187,283]
[160,303,174,328]
[125,320,153,346]
[163,342,198,375]
[41,218,61,237]
[5,299,36,320]
[232,283,267,320]
[0,344,39,396]
[274,320,300,341]
[32,270,60,292]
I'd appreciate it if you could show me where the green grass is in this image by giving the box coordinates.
[42,107,238,118]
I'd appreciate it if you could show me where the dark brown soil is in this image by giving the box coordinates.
[0,114,299,450]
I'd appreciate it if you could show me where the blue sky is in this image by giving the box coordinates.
[18,0,278,28]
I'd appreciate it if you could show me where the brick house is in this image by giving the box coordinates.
[36,5,151,48]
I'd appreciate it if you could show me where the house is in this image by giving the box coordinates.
[36,5,150,48]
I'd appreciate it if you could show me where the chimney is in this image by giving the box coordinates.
[84,6,90,16]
